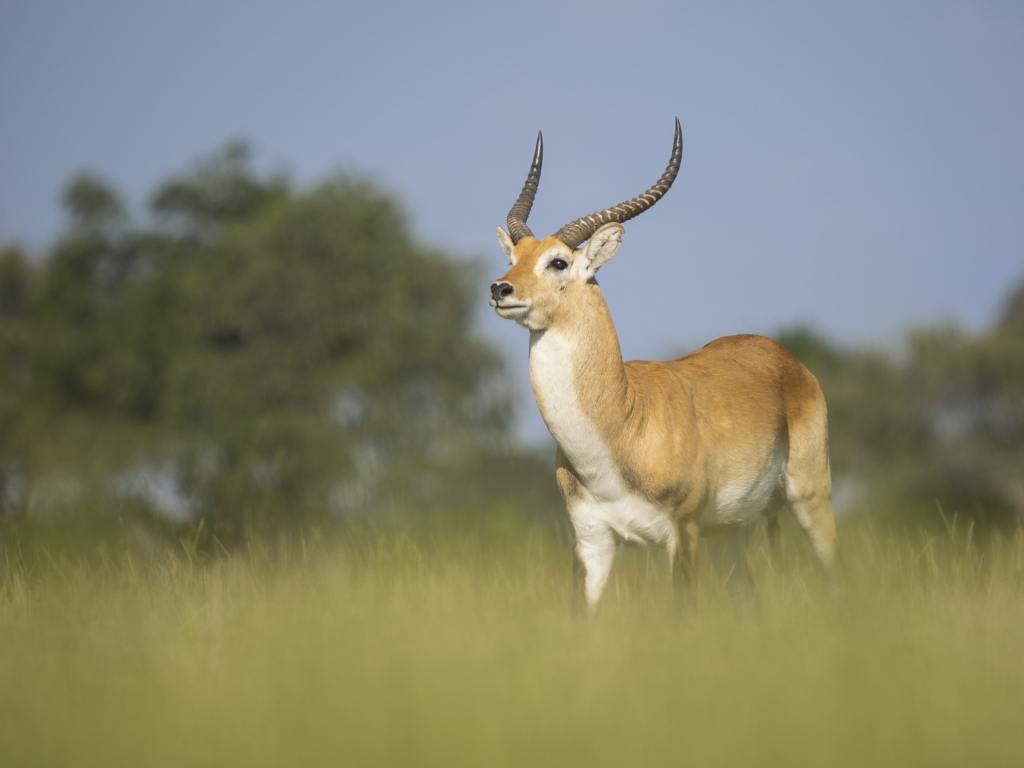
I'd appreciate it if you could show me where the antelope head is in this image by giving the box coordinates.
[489,119,683,331]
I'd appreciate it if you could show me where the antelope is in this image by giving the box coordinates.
[489,119,839,613]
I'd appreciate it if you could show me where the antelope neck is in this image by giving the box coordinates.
[528,286,631,494]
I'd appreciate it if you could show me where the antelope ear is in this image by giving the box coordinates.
[496,227,515,263]
[574,223,623,279]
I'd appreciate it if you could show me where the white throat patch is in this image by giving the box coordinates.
[529,329,622,501]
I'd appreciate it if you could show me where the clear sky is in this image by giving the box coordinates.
[2,0,1022,442]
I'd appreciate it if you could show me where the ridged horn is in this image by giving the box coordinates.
[506,131,543,245]
[553,118,682,250]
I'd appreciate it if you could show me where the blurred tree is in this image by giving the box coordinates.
[7,144,522,540]
[0,246,31,319]
[997,280,1024,338]
[0,245,33,514]
[153,151,511,536]
[32,174,167,418]
[151,141,287,232]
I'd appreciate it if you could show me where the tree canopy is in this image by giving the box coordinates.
[0,144,532,541]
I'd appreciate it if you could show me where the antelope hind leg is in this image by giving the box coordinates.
[703,533,755,600]
[671,517,700,610]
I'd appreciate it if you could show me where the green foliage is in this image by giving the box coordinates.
[0,144,538,539]
[151,141,288,230]
[0,246,34,511]
[997,279,1024,338]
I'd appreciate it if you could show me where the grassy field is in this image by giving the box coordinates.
[2,517,1023,767]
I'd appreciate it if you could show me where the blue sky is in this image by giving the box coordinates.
[2,0,1022,441]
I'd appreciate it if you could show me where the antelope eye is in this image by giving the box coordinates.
[550,259,568,271]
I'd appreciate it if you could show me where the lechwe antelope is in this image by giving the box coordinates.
[489,119,839,613]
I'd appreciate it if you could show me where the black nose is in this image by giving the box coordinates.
[490,281,514,302]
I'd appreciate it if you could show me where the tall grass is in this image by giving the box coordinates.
[1,518,1023,767]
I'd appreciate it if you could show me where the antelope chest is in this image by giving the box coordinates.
[571,495,677,547]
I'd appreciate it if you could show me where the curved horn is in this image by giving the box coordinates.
[553,118,682,250]
[506,131,543,245]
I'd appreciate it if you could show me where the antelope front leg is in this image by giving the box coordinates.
[572,544,587,615]
[572,524,617,616]
[671,516,700,610]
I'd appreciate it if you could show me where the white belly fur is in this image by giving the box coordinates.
[701,451,786,526]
